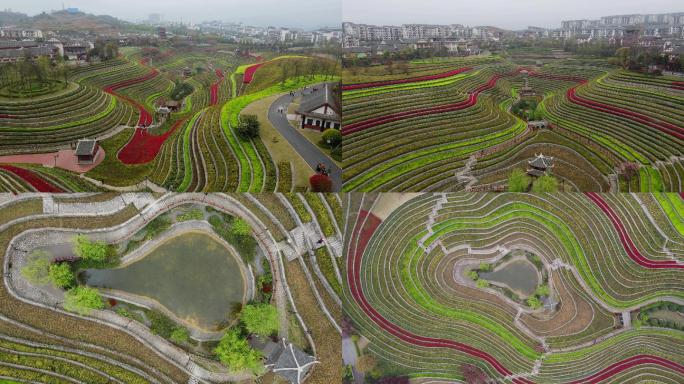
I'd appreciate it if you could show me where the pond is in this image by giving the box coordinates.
[480,259,539,297]
[82,231,246,331]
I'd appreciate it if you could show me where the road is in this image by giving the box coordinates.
[267,87,342,191]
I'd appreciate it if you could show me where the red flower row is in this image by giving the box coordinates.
[243,63,264,84]
[342,67,473,91]
[0,165,64,192]
[103,69,159,126]
[567,86,684,140]
[117,117,189,164]
[671,81,684,91]
[586,192,683,269]
[210,69,225,106]
[342,70,515,135]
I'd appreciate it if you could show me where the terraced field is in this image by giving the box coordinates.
[0,48,339,192]
[344,192,684,382]
[342,57,684,192]
[0,192,344,383]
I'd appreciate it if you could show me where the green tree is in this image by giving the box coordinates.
[467,270,479,280]
[531,175,559,193]
[63,287,104,315]
[240,304,279,337]
[478,263,491,272]
[48,263,75,289]
[20,250,51,285]
[508,169,530,192]
[476,279,490,288]
[322,128,342,148]
[236,115,260,139]
[231,218,251,237]
[214,328,264,374]
[527,296,542,310]
[535,284,550,297]
[170,327,190,344]
[73,234,108,262]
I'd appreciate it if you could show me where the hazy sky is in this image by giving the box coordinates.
[2,0,341,29]
[344,0,683,30]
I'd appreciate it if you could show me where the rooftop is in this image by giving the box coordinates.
[75,139,97,156]
[528,153,554,169]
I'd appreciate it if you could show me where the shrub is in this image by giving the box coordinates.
[240,304,279,337]
[147,310,177,338]
[309,174,333,192]
[63,287,104,315]
[236,114,260,139]
[214,328,264,374]
[322,128,342,148]
[20,250,51,285]
[478,263,491,272]
[467,270,479,280]
[48,263,75,289]
[476,279,489,288]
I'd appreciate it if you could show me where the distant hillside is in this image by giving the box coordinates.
[0,11,30,26]
[0,10,130,32]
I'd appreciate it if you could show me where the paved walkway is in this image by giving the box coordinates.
[0,147,105,173]
[268,87,341,190]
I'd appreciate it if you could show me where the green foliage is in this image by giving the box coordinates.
[209,214,257,263]
[73,234,108,262]
[236,114,260,139]
[467,270,479,280]
[527,296,542,310]
[214,328,264,374]
[240,304,279,337]
[170,82,194,101]
[177,208,204,222]
[170,327,190,344]
[535,284,550,297]
[20,250,51,285]
[48,263,75,289]
[531,175,559,193]
[322,128,342,148]
[63,287,104,315]
[478,263,491,272]
[147,310,177,338]
[116,308,131,318]
[508,169,531,192]
[231,218,251,236]
[476,279,490,289]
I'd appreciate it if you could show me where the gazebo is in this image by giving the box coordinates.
[262,338,318,384]
[527,153,554,177]
[74,139,99,165]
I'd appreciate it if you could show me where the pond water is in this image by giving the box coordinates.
[480,259,539,297]
[82,231,245,330]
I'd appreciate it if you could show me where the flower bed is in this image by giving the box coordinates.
[242,63,264,84]
[117,118,189,164]
[103,68,159,126]
[0,164,64,192]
